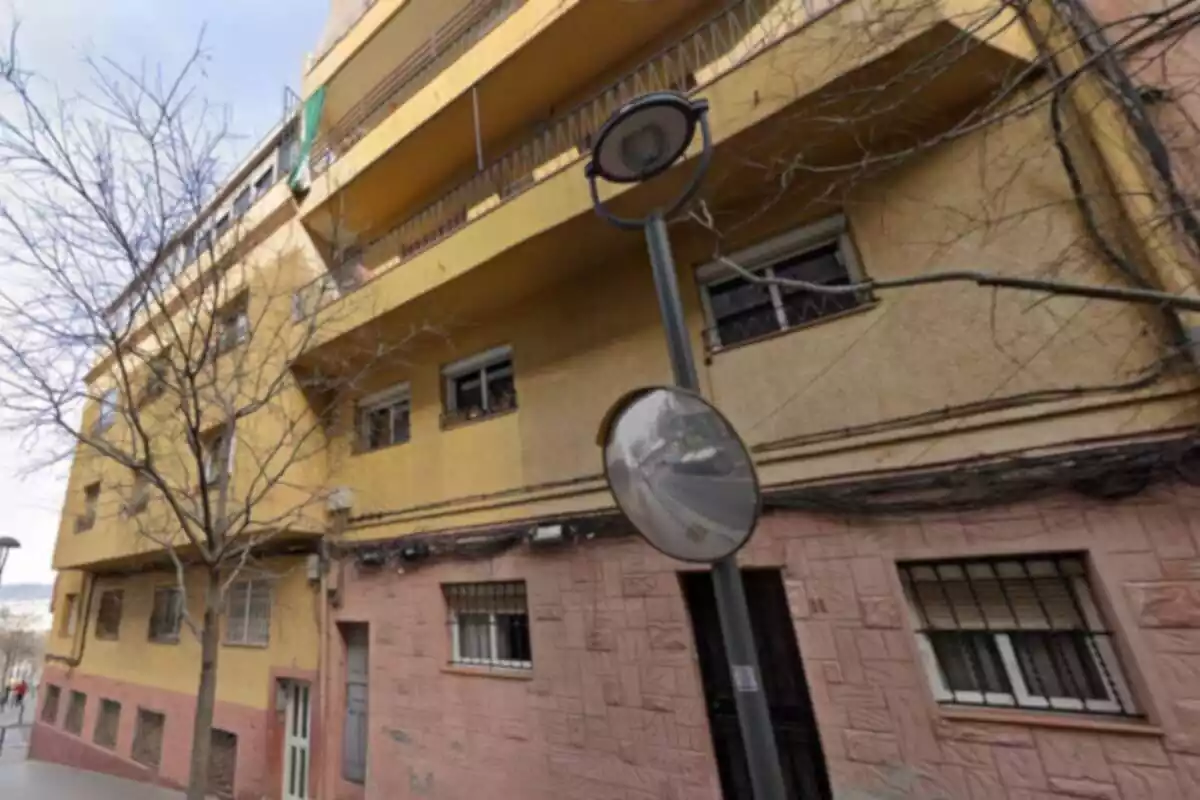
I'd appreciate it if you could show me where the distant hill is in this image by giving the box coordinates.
[0,583,52,602]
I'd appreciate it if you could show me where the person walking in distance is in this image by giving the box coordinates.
[13,679,27,711]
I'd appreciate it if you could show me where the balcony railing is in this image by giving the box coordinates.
[311,0,527,172]
[296,0,816,318]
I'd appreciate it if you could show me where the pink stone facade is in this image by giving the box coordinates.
[328,482,1200,799]
[30,666,276,800]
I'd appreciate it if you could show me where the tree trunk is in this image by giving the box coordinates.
[186,568,223,800]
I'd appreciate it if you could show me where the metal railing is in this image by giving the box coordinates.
[311,0,528,171]
[297,0,814,318]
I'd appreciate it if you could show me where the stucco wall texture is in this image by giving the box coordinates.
[322,484,1200,799]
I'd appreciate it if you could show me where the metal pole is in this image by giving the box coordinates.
[644,211,789,800]
[471,85,485,172]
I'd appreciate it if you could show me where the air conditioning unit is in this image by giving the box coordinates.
[327,487,354,513]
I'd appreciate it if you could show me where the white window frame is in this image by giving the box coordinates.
[442,345,515,417]
[445,582,531,670]
[216,296,250,353]
[907,570,1137,716]
[201,427,237,485]
[696,215,868,350]
[225,578,272,647]
[356,383,411,451]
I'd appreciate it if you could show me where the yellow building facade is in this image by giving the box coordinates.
[33,0,1200,798]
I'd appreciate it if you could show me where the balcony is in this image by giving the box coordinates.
[294,0,1035,351]
[310,0,525,174]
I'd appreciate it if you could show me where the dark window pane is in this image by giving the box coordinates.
[774,243,862,326]
[390,405,410,444]
[365,407,390,449]
[496,613,531,662]
[707,277,779,346]
[454,374,484,415]
[485,360,516,411]
[929,631,1011,695]
[1013,631,1108,701]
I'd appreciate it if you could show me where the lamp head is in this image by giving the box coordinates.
[0,536,19,550]
[587,92,708,184]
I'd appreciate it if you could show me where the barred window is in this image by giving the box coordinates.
[899,554,1138,717]
[64,690,86,735]
[93,699,121,749]
[226,579,271,646]
[148,587,184,643]
[132,708,165,769]
[444,581,531,669]
[41,684,61,724]
[95,590,123,640]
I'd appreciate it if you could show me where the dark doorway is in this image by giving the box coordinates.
[681,569,832,800]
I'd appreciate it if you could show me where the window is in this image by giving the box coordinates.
[253,166,275,199]
[93,388,118,434]
[76,483,100,532]
[214,212,231,240]
[442,346,516,425]
[64,690,86,735]
[356,384,410,451]
[148,586,184,643]
[60,593,78,637]
[900,554,1138,717]
[215,295,249,355]
[132,708,165,769]
[200,425,236,487]
[233,187,252,218]
[95,590,124,640]
[41,685,61,724]
[141,352,170,404]
[697,215,871,349]
[93,699,121,749]
[444,581,531,669]
[226,579,271,646]
[126,472,150,515]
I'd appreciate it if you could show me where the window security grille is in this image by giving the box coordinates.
[899,554,1138,717]
[444,581,531,669]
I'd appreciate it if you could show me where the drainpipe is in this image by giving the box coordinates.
[319,511,347,800]
[45,572,96,670]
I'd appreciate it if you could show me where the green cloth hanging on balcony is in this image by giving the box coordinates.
[289,85,327,195]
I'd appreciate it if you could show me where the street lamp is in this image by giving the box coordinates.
[587,93,789,800]
[0,536,20,587]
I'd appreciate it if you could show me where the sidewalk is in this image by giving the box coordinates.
[0,703,182,798]
[0,760,184,799]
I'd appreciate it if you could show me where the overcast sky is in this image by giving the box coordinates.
[0,0,328,584]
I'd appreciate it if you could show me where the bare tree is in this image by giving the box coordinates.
[0,32,419,799]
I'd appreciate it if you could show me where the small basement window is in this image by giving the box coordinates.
[442,346,516,425]
[357,384,411,451]
[899,554,1138,717]
[698,215,871,350]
